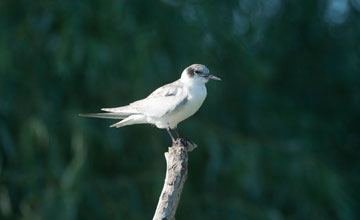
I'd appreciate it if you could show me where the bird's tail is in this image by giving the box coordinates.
[79,105,139,119]
[80,105,146,127]
[109,114,146,128]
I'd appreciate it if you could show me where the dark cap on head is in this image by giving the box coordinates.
[186,64,209,77]
[184,64,221,81]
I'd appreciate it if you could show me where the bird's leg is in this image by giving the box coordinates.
[166,128,176,144]
[174,127,180,139]
[173,127,192,146]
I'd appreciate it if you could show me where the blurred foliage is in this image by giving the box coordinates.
[1,0,360,219]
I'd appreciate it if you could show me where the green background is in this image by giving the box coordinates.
[1,0,359,219]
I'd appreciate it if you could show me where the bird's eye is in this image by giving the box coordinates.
[194,70,201,74]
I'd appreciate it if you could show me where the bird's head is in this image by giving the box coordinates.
[181,64,221,85]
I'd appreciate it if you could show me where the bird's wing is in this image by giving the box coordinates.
[101,81,182,114]
[101,105,138,114]
[146,80,182,98]
[130,80,188,117]
[79,112,129,119]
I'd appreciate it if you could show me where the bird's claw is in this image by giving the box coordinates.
[174,138,197,151]
[175,138,187,146]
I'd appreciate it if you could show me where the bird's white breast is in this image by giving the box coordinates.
[165,84,207,128]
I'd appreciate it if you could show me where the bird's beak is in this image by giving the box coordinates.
[207,74,221,81]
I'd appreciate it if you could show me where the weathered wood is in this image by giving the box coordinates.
[153,140,197,220]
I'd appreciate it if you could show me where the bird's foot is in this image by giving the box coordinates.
[176,138,189,146]
[175,138,197,152]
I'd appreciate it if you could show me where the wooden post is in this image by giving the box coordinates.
[153,140,197,220]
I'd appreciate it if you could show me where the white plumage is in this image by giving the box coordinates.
[80,64,221,143]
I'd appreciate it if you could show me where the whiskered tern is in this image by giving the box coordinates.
[80,64,221,144]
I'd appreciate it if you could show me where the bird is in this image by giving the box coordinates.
[79,64,221,144]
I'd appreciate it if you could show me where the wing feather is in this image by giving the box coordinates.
[79,113,129,119]
[101,106,138,114]
[130,80,187,117]
[146,80,182,98]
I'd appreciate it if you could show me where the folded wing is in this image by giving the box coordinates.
[130,80,188,117]
[82,80,187,119]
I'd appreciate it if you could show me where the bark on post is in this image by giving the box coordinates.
[153,140,197,220]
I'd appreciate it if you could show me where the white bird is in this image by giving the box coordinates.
[80,64,221,144]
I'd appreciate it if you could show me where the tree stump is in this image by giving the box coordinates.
[153,139,197,220]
